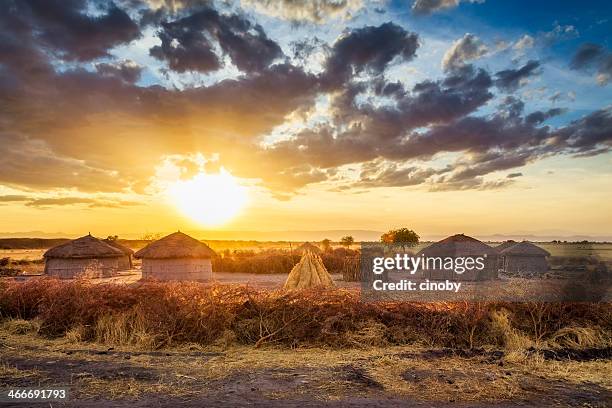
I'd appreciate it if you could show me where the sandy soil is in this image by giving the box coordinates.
[0,330,610,407]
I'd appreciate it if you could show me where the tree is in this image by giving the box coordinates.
[380,228,419,250]
[340,236,354,248]
[321,238,332,252]
[106,235,118,241]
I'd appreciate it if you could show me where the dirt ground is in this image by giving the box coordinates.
[0,329,610,407]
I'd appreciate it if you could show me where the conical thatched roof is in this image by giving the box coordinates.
[284,251,334,289]
[500,241,550,257]
[417,234,497,257]
[296,242,322,254]
[495,240,518,253]
[103,239,134,255]
[134,231,216,259]
[44,234,123,259]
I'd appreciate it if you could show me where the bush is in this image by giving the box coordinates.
[0,279,609,350]
[211,248,360,275]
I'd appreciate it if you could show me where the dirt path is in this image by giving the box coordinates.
[0,332,610,407]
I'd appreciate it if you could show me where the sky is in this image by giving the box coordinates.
[0,0,611,240]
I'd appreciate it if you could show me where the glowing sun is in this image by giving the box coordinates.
[167,169,248,226]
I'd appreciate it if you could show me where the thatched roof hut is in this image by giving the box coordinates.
[44,234,123,278]
[416,234,498,281]
[499,241,550,275]
[495,240,518,252]
[135,231,216,281]
[495,240,517,270]
[284,251,334,289]
[103,239,134,270]
[295,242,322,255]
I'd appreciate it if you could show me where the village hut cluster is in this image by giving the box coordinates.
[42,230,549,284]
[41,231,336,288]
[412,234,550,281]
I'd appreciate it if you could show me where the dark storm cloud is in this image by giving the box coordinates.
[570,43,612,86]
[5,0,140,61]
[323,23,419,87]
[495,60,541,91]
[149,7,283,73]
[96,60,143,83]
[507,172,522,178]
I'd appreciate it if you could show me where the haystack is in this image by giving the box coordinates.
[284,251,334,289]
[416,234,498,281]
[44,234,123,278]
[295,242,322,255]
[135,231,216,281]
[500,241,550,275]
[103,239,134,270]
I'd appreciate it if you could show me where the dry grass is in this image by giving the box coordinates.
[0,327,610,404]
[0,318,41,335]
[0,279,610,352]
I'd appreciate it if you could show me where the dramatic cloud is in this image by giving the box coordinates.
[0,134,125,192]
[411,0,484,15]
[323,23,419,87]
[495,60,541,91]
[96,60,143,83]
[570,43,612,86]
[240,0,364,23]
[0,1,609,199]
[358,162,440,187]
[442,34,488,72]
[150,7,283,73]
[5,0,140,61]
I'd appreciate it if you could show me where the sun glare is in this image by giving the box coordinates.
[167,169,248,226]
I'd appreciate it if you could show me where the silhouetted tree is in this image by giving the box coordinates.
[340,236,354,248]
[381,228,420,250]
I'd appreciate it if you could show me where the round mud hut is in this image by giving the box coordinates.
[495,240,517,270]
[44,234,123,278]
[135,231,216,281]
[415,234,498,281]
[499,241,550,275]
[284,250,334,289]
[102,239,134,270]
